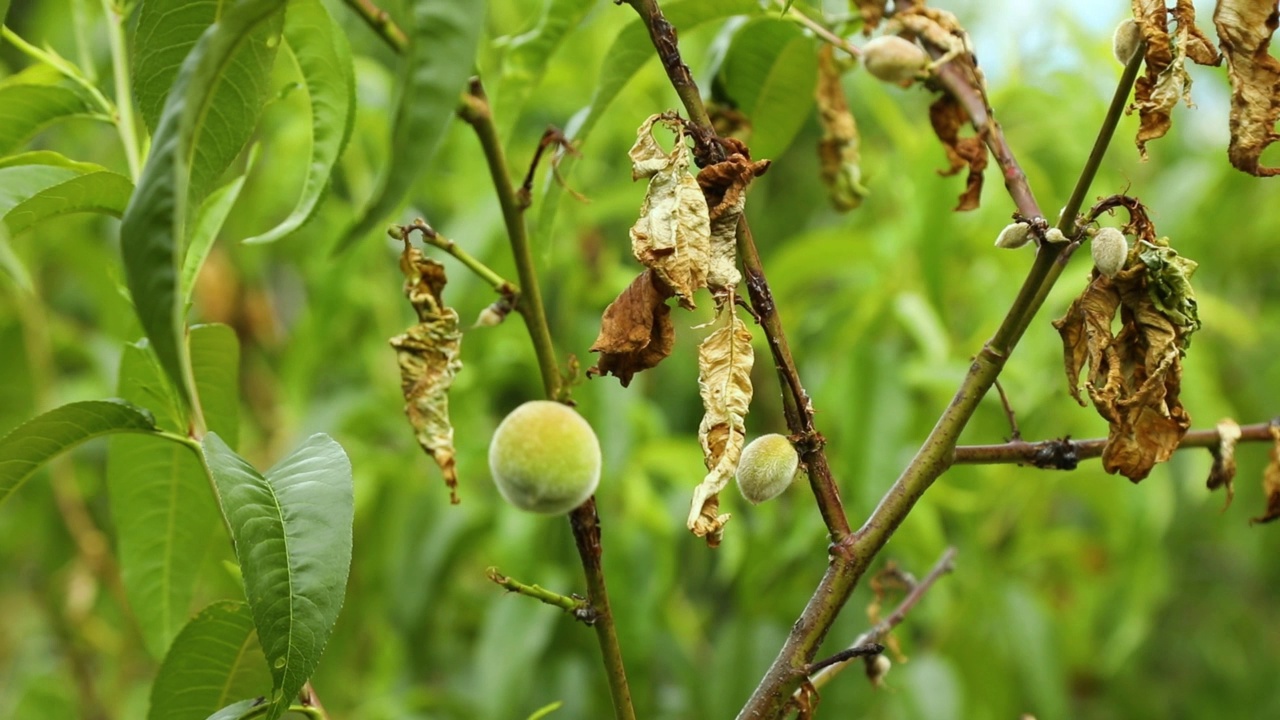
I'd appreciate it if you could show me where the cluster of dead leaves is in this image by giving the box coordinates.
[1205,419,1280,524]
[816,46,869,211]
[1130,0,1280,176]
[1053,211,1201,483]
[390,239,464,503]
[589,114,768,545]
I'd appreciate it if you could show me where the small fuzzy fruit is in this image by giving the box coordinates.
[736,434,800,505]
[1112,18,1142,65]
[865,654,891,688]
[994,222,1031,249]
[1044,227,1068,244]
[1091,227,1128,276]
[488,401,601,514]
[862,36,929,86]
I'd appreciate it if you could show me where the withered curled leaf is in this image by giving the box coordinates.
[1213,0,1280,176]
[1251,424,1280,525]
[696,139,770,303]
[1207,418,1242,511]
[1052,253,1195,482]
[629,114,711,309]
[588,270,675,387]
[689,313,754,546]
[390,243,464,503]
[854,0,887,31]
[928,94,988,211]
[816,45,869,212]
[1130,0,1222,158]
[1138,239,1201,343]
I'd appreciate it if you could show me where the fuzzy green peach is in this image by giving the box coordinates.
[488,401,602,514]
[735,433,801,505]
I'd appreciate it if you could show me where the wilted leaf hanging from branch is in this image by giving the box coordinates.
[815,45,868,212]
[1251,424,1280,525]
[929,95,988,211]
[628,114,711,309]
[390,242,463,503]
[587,270,675,387]
[1213,0,1280,177]
[1207,418,1242,511]
[696,137,770,304]
[1138,239,1202,344]
[1130,0,1222,159]
[689,313,754,546]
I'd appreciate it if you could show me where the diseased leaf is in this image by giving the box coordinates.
[1130,0,1222,159]
[1207,418,1241,512]
[148,601,271,720]
[1137,238,1201,342]
[1213,0,1280,176]
[928,94,988,211]
[695,138,770,301]
[390,243,463,503]
[854,0,887,30]
[689,313,754,546]
[1251,424,1280,525]
[628,114,711,309]
[242,0,355,245]
[816,45,868,212]
[588,270,675,387]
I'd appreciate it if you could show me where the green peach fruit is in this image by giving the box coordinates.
[736,433,800,505]
[488,401,601,514]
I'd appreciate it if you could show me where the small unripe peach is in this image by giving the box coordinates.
[1044,228,1068,244]
[1091,227,1128,276]
[488,401,601,514]
[862,36,929,86]
[735,434,800,504]
[1112,19,1142,65]
[994,222,1031,249]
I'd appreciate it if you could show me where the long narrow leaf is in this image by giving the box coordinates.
[333,0,486,254]
[201,433,353,720]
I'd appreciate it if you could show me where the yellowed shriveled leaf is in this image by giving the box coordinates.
[1207,418,1242,511]
[816,46,868,212]
[1251,424,1280,525]
[629,114,711,309]
[928,94,988,211]
[1130,0,1222,159]
[689,313,754,546]
[1214,0,1280,176]
[587,269,675,387]
[696,138,770,302]
[390,243,464,503]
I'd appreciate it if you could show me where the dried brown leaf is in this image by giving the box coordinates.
[696,147,769,302]
[1130,0,1222,158]
[629,114,711,308]
[390,244,464,503]
[689,313,754,546]
[1207,418,1242,511]
[588,270,675,387]
[1251,424,1280,524]
[928,94,988,211]
[854,0,888,31]
[1214,0,1280,176]
[816,45,868,212]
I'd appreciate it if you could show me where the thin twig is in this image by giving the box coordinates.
[340,0,409,53]
[517,127,582,210]
[780,2,861,58]
[487,567,598,623]
[993,378,1020,440]
[569,498,637,720]
[299,682,332,720]
[399,219,520,298]
[803,643,884,676]
[954,421,1279,467]
[802,547,957,694]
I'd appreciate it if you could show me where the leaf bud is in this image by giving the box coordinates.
[387,224,405,241]
[1112,19,1142,65]
[735,434,800,504]
[862,36,929,86]
[1091,226,1128,276]
[994,222,1031,249]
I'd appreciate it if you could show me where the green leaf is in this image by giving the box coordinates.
[183,172,250,307]
[0,81,99,156]
[0,399,161,505]
[4,171,133,235]
[491,0,595,138]
[132,0,283,203]
[716,18,817,159]
[120,0,285,415]
[0,223,33,292]
[201,432,353,720]
[149,601,271,720]
[333,0,486,255]
[241,0,355,245]
[0,152,110,221]
[205,699,260,720]
[108,325,240,658]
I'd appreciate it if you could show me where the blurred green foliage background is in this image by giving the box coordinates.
[2,1,1278,718]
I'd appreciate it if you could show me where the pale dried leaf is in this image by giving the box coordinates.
[1251,424,1280,525]
[588,270,675,387]
[1207,418,1242,511]
[1130,0,1222,158]
[1214,0,1280,176]
[689,313,754,546]
[391,245,464,503]
[629,114,711,308]
[696,143,770,301]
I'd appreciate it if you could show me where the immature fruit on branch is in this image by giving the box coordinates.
[862,36,929,86]
[1112,18,1142,65]
[735,433,800,504]
[865,654,891,688]
[488,401,601,514]
[1044,228,1068,244]
[1091,227,1128,277]
[994,222,1031,249]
